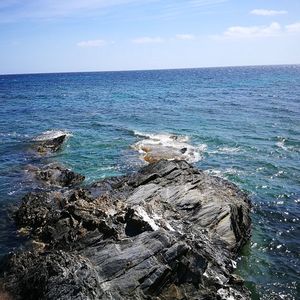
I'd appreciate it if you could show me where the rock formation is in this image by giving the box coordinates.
[26,163,85,187]
[32,130,68,154]
[0,132,252,299]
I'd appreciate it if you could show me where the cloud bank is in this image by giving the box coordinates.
[214,21,300,39]
[223,22,282,38]
[285,22,300,33]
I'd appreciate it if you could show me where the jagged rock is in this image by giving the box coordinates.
[27,163,85,187]
[32,131,68,153]
[1,160,251,299]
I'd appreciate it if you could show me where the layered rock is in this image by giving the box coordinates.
[0,160,251,300]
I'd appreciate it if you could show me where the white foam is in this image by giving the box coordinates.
[0,132,29,138]
[204,168,239,178]
[276,140,287,151]
[208,146,241,155]
[33,130,71,141]
[132,131,206,163]
[133,130,189,145]
[218,146,241,153]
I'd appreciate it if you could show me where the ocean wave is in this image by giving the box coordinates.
[208,146,241,155]
[204,168,240,178]
[275,136,300,152]
[218,146,241,153]
[276,137,288,151]
[132,131,206,163]
[0,132,29,138]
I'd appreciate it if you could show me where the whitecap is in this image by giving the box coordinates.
[33,130,72,142]
[204,169,223,177]
[0,132,29,138]
[217,146,241,153]
[132,131,206,163]
[98,166,116,171]
[276,139,288,151]
[204,168,241,179]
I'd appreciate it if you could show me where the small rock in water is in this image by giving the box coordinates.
[32,130,69,153]
[132,132,203,163]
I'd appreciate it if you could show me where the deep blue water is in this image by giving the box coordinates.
[0,65,299,299]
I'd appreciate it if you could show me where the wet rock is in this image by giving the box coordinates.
[1,160,251,299]
[2,250,103,300]
[132,133,203,163]
[143,146,187,164]
[33,131,68,153]
[29,163,85,187]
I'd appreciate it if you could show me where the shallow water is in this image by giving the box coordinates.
[0,65,299,299]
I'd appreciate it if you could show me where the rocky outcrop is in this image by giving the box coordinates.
[27,163,85,187]
[0,159,251,299]
[32,130,68,154]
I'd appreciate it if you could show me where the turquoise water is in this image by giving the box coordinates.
[0,65,299,299]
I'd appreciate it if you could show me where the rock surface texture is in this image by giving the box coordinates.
[27,163,85,187]
[1,159,251,300]
[32,130,68,154]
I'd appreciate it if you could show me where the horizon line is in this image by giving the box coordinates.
[1,63,299,76]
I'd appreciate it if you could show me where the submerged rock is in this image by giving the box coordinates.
[1,160,251,300]
[132,132,205,163]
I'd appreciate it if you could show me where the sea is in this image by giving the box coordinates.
[0,65,299,299]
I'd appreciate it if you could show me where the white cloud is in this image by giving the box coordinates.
[175,34,196,40]
[220,22,282,39]
[250,9,287,16]
[132,37,164,44]
[286,22,300,33]
[77,39,108,48]
[215,21,300,40]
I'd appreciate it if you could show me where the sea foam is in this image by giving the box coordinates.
[132,131,206,163]
[33,130,72,142]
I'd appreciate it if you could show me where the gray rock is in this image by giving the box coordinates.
[1,160,251,299]
[27,163,85,187]
[32,131,68,153]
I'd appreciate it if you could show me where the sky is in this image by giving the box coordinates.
[0,0,300,74]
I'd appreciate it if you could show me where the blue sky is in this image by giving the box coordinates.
[0,0,300,74]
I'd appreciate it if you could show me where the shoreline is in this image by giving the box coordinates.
[0,132,252,299]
